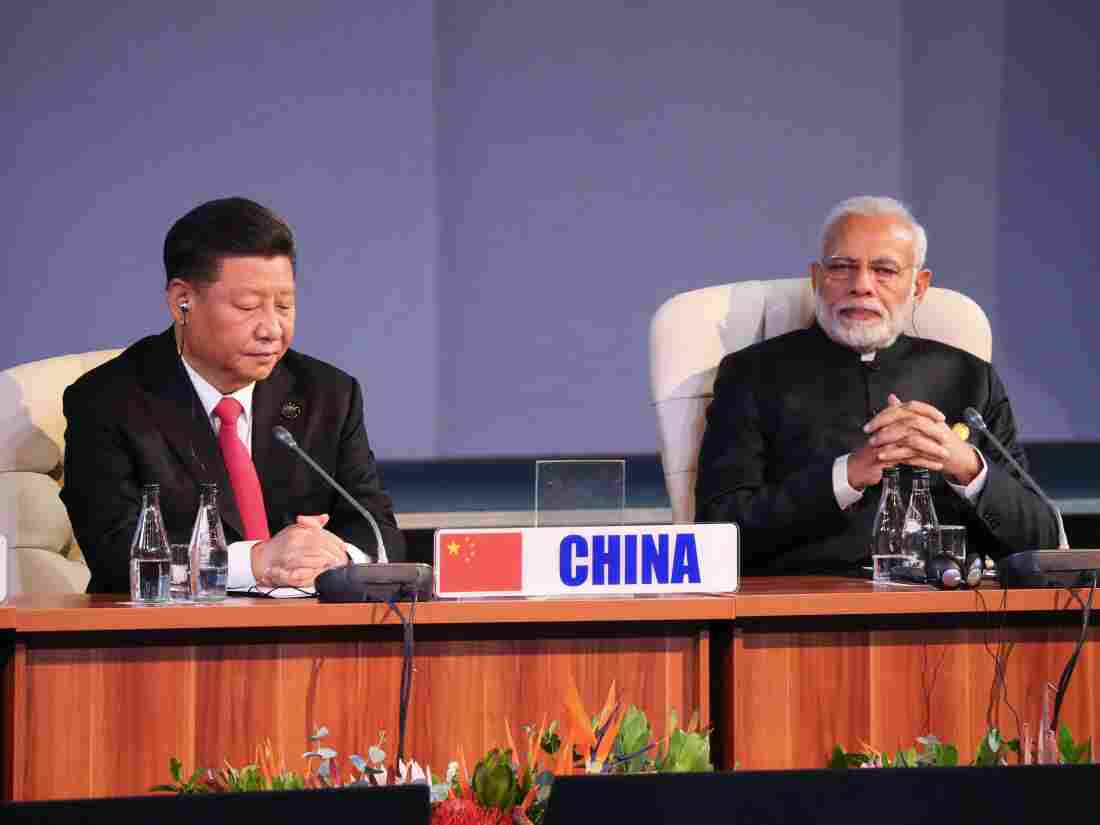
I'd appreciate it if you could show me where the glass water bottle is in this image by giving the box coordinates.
[188,483,229,601]
[902,468,941,567]
[871,466,906,555]
[129,483,171,603]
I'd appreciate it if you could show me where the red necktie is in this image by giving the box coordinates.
[213,397,270,540]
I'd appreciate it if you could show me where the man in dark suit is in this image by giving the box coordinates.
[695,196,1060,575]
[62,197,405,593]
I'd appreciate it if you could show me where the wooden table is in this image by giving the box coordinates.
[721,577,1099,769]
[3,578,1097,800]
[1,594,725,801]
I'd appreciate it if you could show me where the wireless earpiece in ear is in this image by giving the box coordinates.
[178,301,190,325]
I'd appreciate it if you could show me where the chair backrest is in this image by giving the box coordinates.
[648,278,992,523]
[0,349,123,594]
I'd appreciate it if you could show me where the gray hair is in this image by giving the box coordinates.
[819,196,928,270]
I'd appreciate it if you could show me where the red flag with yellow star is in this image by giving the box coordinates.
[437,531,523,593]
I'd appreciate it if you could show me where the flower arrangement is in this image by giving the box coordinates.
[156,678,713,824]
[828,725,1093,769]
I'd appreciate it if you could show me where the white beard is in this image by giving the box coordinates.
[815,278,917,353]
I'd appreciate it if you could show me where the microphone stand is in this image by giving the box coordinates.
[272,426,414,765]
[963,408,1069,549]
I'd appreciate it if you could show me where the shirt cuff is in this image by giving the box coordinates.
[228,539,381,590]
[947,448,988,501]
[228,539,262,589]
[833,454,864,511]
[345,542,381,564]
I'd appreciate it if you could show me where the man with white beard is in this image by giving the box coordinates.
[695,196,1060,575]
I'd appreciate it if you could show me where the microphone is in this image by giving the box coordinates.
[273,425,387,561]
[963,408,1069,548]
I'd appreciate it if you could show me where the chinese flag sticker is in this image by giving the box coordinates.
[438,532,523,593]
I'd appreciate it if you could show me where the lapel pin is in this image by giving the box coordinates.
[281,400,303,421]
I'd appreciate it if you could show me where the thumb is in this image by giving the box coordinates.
[296,514,330,530]
[887,393,903,407]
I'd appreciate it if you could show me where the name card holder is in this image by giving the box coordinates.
[433,524,738,598]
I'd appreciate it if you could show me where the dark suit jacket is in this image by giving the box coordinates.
[695,324,1060,574]
[61,328,406,593]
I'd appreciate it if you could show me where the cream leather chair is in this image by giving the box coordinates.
[0,349,122,596]
[649,278,992,523]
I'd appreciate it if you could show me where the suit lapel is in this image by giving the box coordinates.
[252,359,303,532]
[138,329,244,539]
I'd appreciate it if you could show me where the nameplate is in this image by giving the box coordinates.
[433,524,739,598]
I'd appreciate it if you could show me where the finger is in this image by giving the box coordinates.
[897,400,947,423]
[296,514,330,529]
[864,405,916,433]
[887,393,903,407]
[905,457,945,471]
[875,454,944,473]
[874,445,945,469]
[901,432,951,459]
[285,568,319,588]
[870,414,950,447]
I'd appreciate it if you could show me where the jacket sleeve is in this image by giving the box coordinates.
[959,366,1061,555]
[325,378,406,562]
[694,353,848,565]
[59,380,143,593]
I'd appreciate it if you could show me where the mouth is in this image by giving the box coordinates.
[837,306,884,323]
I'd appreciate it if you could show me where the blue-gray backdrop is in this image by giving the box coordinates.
[4,1,1098,460]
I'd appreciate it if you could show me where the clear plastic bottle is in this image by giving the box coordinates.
[871,466,906,555]
[902,468,941,567]
[129,483,171,603]
[188,483,229,601]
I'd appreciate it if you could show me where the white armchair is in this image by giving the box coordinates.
[0,349,122,596]
[649,278,992,523]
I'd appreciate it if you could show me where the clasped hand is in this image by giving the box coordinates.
[848,393,981,491]
[250,514,348,588]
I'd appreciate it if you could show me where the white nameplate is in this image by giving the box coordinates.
[433,524,738,598]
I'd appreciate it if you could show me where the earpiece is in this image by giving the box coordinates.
[178,301,190,325]
[926,554,963,589]
[925,553,984,590]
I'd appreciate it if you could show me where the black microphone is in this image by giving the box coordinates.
[963,408,1068,548]
[273,425,388,560]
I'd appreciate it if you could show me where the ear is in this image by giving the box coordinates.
[166,278,193,325]
[809,261,822,294]
[914,268,933,302]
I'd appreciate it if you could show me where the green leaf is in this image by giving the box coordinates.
[615,706,652,773]
[986,729,1002,754]
[1057,725,1074,762]
[169,757,182,783]
[940,745,959,767]
[151,784,178,793]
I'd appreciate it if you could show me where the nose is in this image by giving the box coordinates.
[254,305,282,340]
[849,263,875,295]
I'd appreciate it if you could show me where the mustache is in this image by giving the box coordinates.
[833,300,886,319]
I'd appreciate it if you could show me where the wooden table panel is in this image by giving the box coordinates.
[4,604,713,800]
[727,617,1099,769]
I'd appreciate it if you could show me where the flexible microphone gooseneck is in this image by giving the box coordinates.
[963,408,1069,549]
[274,425,423,767]
[273,425,388,561]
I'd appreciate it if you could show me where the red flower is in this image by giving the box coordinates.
[432,799,514,825]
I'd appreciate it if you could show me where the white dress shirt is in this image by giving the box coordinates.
[180,357,371,590]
